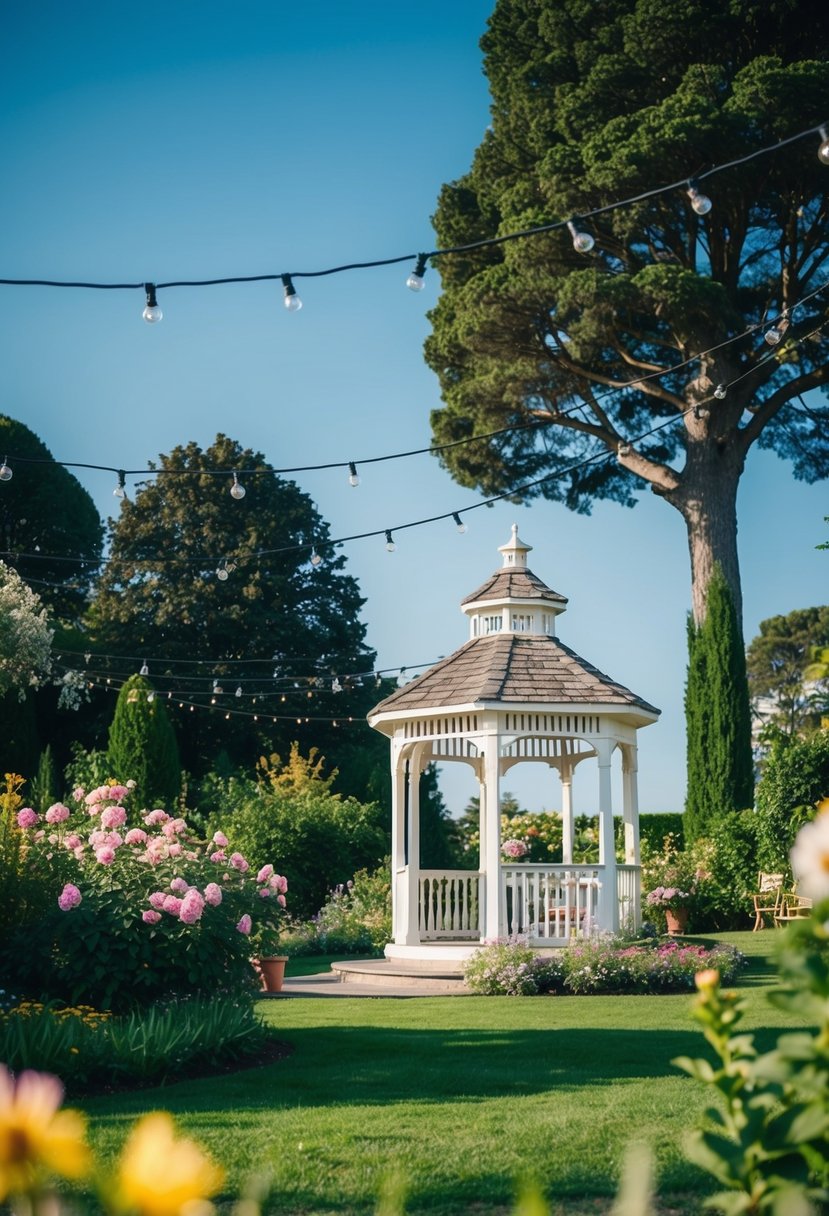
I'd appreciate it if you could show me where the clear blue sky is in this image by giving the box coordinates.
[1,1,826,816]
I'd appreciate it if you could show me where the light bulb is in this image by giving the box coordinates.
[230,473,246,499]
[452,512,468,534]
[139,662,149,676]
[282,274,302,311]
[348,461,360,487]
[714,384,727,400]
[142,282,162,323]
[332,677,342,693]
[216,565,229,581]
[617,442,631,459]
[385,529,396,553]
[147,692,155,703]
[235,686,242,698]
[310,548,322,567]
[686,179,712,216]
[406,254,428,292]
[566,220,594,253]
[213,680,223,694]
[0,458,11,482]
[818,125,829,166]
[764,325,782,346]
[113,470,126,499]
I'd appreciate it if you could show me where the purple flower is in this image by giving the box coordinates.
[58,883,82,911]
[16,808,38,829]
[45,803,71,824]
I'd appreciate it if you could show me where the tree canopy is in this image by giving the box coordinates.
[426,0,829,625]
[0,415,103,622]
[86,434,379,781]
[747,605,829,737]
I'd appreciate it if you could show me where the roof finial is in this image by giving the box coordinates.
[498,523,532,569]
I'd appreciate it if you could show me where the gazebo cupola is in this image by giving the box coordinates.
[368,526,660,964]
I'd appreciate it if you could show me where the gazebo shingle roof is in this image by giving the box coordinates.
[371,633,659,717]
[460,568,568,607]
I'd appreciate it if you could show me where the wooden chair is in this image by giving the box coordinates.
[774,892,813,927]
[751,872,783,931]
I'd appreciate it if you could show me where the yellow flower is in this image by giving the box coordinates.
[115,1112,224,1216]
[0,1065,91,1200]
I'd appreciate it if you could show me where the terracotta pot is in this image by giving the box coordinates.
[258,955,289,993]
[665,907,689,936]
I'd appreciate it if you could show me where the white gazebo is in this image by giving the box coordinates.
[368,525,660,964]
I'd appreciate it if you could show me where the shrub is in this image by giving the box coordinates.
[282,862,392,956]
[754,729,829,872]
[0,781,288,1011]
[106,674,181,807]
[464,941,560,996]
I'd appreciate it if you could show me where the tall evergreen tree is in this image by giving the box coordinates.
[684,567,754,836]
[107,674,181,807]
[424,0,829,804]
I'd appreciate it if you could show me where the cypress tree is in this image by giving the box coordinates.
[684,567,754,838]
[107,675,181,808]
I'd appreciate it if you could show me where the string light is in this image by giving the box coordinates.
[142,283,162,324]
[452,512,468,534]
[281,274,302,312]
[686,179,712,216]
[216,562,229,581]
[763,311,789,346]
[113,470,126,499]
[617,442,632,458]
[348,462,360,487]
[235,686,242,697]
[385,530,396,553]
[310,548,322,567]
[139,662,149,676]
[566,219,594,253]
[714,384,728,399]
[0,458,11,482]
[331,677,342,693]
[406,254,428,292]
[230,472,246,500]
[818,125,829,165]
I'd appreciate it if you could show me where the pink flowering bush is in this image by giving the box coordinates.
[2,779,288,1011]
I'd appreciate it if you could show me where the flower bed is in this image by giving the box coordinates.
[464,935,746,996]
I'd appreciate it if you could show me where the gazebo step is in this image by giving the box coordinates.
[330,959,469,988]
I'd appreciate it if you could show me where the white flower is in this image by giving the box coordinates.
[790,805,829,901]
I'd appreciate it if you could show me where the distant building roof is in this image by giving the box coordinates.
[370,633,659,718]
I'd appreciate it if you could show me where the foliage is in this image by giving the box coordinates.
[213,745,388,920]
[29,746,57,815]
[0,781,288,1011]
[747,605,829,739]
[685,568,754,836]
[754,730,829,872]
[62,742,112,800]
[0,773,27,939]
[283,861,392,956]
[106,674,181,808]
[85,432,383,793]
[674,910,829,1214]
[463,934,745,997]
[687,812,762,932]
[0,415,103,622]
[0,562,54,700]
[0,993,269,1093]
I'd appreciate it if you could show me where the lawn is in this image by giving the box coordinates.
[81,932,804,1215]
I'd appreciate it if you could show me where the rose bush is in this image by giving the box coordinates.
[0,780,288,1011]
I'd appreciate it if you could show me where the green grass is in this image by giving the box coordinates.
[80,932,804,1215]
[284,953,364,978]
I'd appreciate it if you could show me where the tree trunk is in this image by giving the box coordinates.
[665,438,746,633]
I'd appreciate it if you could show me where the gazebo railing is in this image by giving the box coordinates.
[617,864,641,931]
[501,864,602,940]
[418,870,481,939]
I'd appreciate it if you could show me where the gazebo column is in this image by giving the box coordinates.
[403,746,426,945]
[482,728,502,941]
[596,740,619,933]
[560,761,574,865]
[621,745,641,930]
[390,741,408,945]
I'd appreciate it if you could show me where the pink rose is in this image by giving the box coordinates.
[276,894,287,908]
[100,806,126,829]
[144,809,169,826]
[230,852,249,873]
[162,895,183,917]
[259,887,271,898]
[125,828,147,846]
[204,883,222,907]
[236,914,252,935]
[209,850,226,864]
[212,830,228,848]
[95,846,116,865]
[170,877,189,894]
[65,833,82,850]
[257,864,274,884]
[16,808,38,829]
[270,873,288,894]
[142,909,162,925]
[167,842,182,857]
[108,785,129,801]
[72,786,85,802]
[45,803,71,824]
[179,889,205,925]
[58,883,82,911]
[149,891,167,910]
